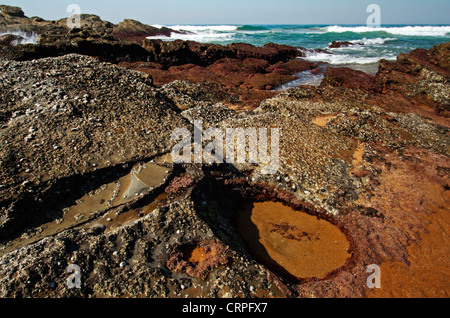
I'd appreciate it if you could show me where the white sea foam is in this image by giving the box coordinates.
[350,37,397,45]
[147,32,234,42]
[303,51,396,65]
[322,25,450,37]
[0,30,38,45]
[164,25,239,32]
[147,25,238,42]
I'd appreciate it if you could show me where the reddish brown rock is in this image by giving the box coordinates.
[268,59,318,75]
[0,5,25,18]
[167,240,229,280]
[228,42,301,64]
[329,41,355,49]
[321,67,375,91]
[244,72,297,90]
[373,42,450,118]
[166,176,195,195]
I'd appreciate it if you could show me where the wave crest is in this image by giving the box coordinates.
[321,25,450,37]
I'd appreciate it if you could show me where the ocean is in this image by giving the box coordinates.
[147,24,450,85]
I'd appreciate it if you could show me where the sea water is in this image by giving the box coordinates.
[147,24,450,79]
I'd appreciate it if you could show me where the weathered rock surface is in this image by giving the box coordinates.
[374,42,450,118]
[0,5,181,43]
[0,5,25,18]
[0,54,187,241]
[321,67,375,91]
[0,8,449,299]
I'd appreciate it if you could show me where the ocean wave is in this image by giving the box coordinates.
[237,25,269,31]
[0,30,38,44]
[146,31,234,43]
[303,51,396,65]
[321,25,450,37]
[165,25,238,32]
[350,37,397,45]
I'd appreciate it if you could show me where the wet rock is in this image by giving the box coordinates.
[0,53,188,240]
[321,67,375,91]
[0,34,26,46]
[329,41,354,49]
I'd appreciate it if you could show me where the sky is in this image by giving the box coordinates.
[2,0,450,25]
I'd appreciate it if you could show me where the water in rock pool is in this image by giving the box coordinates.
[235,201,351,281]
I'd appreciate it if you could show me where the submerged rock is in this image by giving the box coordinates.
[329,41,354,49]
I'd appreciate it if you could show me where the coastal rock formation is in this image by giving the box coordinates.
[374,43,450,117]
[0,5,180,42]
[0,54,187,241]
[112,19,189,42]
[56,14,114,34]
[0,8,449,299]
[0,5,25,18]
[0,29,150,62]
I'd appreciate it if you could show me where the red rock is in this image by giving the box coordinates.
[268,59,317,75]
[372,42,450,119]
[242,58,270,74]
[167,240,229,280]
[244,72,297,90]
[321,67,375,91]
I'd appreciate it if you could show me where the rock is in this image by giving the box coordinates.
[329,41,354,49]
[1,29,150,63]
[0,34,25,46]
[56,14,114,34]
[0,8,448,300]
[374,42,450,117]
[0,5,25,18]
[0,53,188,240]
[267,59,318,75]
[112,19,186,43]
[321,67,375,91]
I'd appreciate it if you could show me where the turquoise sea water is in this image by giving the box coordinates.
[148,24,450,77]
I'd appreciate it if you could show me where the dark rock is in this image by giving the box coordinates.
[0,5,25,18]
[56,14,113,34]
[0,34,25,46]
[329,41,354,49]
[112,19,187,43]
[0,29,150,63]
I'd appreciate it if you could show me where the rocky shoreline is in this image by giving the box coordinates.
[0,5,449,298]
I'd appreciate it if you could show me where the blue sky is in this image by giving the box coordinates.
[2,0,450,25]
